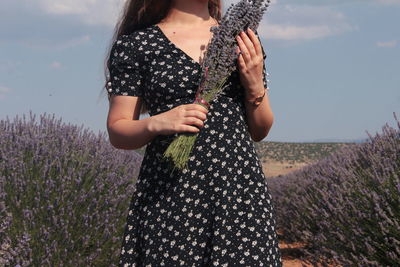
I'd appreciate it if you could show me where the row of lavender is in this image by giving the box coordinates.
[2,110,398,265]
[0,111,141,266]
[267,112,400,266]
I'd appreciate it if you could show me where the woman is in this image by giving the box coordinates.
[105,0,282,266]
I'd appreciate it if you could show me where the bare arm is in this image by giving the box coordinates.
[107,95,156,150]
[106,94,209,150]
[244,86,274,142]
[236,28,274,142]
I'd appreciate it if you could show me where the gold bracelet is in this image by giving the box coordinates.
[245,89,266,106]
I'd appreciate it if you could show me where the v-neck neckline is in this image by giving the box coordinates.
[153,24,205,68]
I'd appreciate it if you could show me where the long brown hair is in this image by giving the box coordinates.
[104,0,222,115]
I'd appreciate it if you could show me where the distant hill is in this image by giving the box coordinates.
[134,140,356,165]
[298,138,368,143]
[254,141,357,164]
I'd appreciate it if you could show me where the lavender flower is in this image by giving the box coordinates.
[268,112,400,266]
[198,0,270,101]
[163,0,272,171]
[0,111,142,266]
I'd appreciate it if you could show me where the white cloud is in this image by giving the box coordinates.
[40,0,351,42]
[23,0,357,40]
[225,0,355,41]
[50,61,62,69]
[0,60,22,74]
[260,24,346,41]
[376,40,398,47]
[32,0,126,27]
[268,0,400,6]
[22,35,91,50]
[60,35,91,49]
[375,0,400,5]
[0,86,12,100]
[258,3,355,41]
[0,0,370,45]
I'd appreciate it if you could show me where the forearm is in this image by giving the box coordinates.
[107,116,158,150]
[244,88,274,142]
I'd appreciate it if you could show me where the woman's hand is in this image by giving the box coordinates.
[236,28,266,99]
[148,104,209,135]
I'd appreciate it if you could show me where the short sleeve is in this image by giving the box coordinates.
[106,35,144,97]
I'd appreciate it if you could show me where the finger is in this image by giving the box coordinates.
[180,124,201,133]
[235,45,240,55]
[246,28,262,58]
[187,103,208,114]
[239,30,257,58]
[235,45,243,59]
[184,110,207,121]
[236,34,251,64]
[237,53,247,70]
[184,117,204,128]
[183,103,208,113]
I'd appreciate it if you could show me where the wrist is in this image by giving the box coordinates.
[145,116,159,136]
[245,88,265,105]
[245,88,265,100]
[244,82,265,98]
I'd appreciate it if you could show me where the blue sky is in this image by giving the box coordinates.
[0,0,399,142]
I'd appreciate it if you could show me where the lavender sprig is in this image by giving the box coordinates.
[162,0,271,171]
[198,0,270,102]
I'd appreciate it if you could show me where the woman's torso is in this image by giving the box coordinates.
[123,25,261,175]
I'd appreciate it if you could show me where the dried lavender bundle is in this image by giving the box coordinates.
[198,0,271,103]
[163,0,271,171]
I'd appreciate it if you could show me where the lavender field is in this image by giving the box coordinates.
[0,111,142,266]
[1,111,399,266]
[268,112,400,266]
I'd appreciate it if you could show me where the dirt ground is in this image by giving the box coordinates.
[279,241,313,267]
[263,160,315,266]
[261,160,312,178]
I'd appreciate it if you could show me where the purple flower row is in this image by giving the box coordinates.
[0,111,142,266]
[267,112,400,266]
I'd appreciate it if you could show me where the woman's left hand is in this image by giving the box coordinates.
[236,28,265,99]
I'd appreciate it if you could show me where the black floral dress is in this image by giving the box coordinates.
[107,24,282,267]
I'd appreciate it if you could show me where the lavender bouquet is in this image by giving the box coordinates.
[163,0,271,171]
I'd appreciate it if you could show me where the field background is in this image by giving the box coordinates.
[134,140,357,266]
[1,0,399,265]
[134,141,354,178]
[2,111,398,266]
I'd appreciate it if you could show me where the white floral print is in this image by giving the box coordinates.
[107,24,282,267]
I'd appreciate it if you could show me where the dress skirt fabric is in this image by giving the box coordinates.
[107,24,282,267]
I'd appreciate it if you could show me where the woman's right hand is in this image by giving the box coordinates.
[148,104,209,135]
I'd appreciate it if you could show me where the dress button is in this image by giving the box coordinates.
[107,82,112,92]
